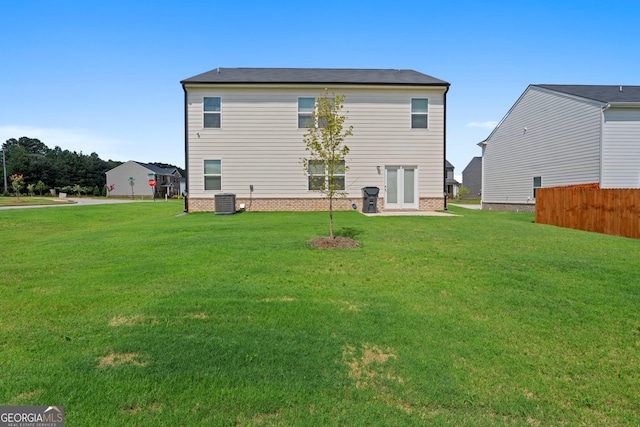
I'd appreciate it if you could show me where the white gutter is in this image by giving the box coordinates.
[607,102,640,108]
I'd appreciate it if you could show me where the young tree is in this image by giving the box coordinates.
[457,186,470,199]
[9,174,24,199]
[302,90,353,239]
[35,180,47,196]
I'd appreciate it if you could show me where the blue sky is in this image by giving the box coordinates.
[2,0,639,177]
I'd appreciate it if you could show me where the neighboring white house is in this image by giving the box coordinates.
[479,84,640,211]
[105,161,182,198]
[180,68,450,213]
[445,160,460,198]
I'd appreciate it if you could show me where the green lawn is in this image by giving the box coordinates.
[1,202,638,426]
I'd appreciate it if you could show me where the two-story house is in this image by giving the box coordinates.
[180,68,450,213]
[480,84,640,211]
[462,156,482,198]
[105,161,182,198]
[445,160,460,198]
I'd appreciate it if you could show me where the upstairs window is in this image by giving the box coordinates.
[533,176,542,198]
[411,98,429,128]
[298,97,334,128]
[298,98,315,128]
[204,97,221,128]
[308,160,346,191]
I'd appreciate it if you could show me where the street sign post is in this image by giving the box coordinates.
[148,179,156,201]
[128,177,135,198]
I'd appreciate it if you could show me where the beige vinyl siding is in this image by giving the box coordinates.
[482,87,602,204]
[602,107,640,188]
[185,85,446,201]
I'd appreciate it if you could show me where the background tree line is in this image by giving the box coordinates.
[2,136,183,196]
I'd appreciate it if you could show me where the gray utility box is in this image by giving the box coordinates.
[361,187,380,213]
[214,193,236,215]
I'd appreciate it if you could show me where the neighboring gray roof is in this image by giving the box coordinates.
[181,68,449,87]
[135,162,180,176]
[445,160,454,170]
[534,84,640,103]
[463,157,482,173]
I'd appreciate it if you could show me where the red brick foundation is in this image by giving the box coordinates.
[187,197,444,213]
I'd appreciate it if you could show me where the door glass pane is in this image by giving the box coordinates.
[404,168,415,204]
[387,168,398,204]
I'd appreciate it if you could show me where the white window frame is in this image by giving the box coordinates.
[533,176,542,198]
[298,97,315,129]
[308,160,346,191]
[203,97,221,129]
[411,98,429,129]
[204,159,222,191]
[298,96,335,129]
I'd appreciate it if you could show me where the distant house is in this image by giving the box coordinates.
[445,160,460,198]
[462,156,482,197]
[105,161,182,198]
[180,67,450,212]
[479,84,640,211]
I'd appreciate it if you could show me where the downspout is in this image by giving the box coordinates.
[182,83,189,212]
[443,84,450,210]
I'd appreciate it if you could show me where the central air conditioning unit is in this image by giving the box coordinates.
[214,193,236,215]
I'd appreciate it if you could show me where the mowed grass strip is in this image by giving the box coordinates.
[1,202,639,425]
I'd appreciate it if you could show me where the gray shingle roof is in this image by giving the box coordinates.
[535,84,640,103]
[181,68,449,86]
[135,162,179,176]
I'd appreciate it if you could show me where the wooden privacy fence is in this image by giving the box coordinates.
[535,184,640,239]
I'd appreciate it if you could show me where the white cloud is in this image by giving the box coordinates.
[0,125,133,161]
[466,121,498,129]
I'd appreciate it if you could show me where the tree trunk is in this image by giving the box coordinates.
[329,196,334,238]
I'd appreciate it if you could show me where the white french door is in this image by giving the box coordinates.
[385,166,418,209]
